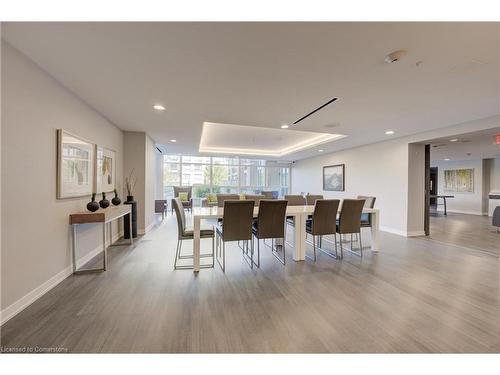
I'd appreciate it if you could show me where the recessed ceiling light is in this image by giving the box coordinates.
[318,149,324,153]
[153,104,166,111]
[385,130,395,135]
[170,139,177,143]
[449,138,458,142]
[281,124,289,129]
[444,158,450,161]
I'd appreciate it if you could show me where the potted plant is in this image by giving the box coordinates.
[125,168,137,202]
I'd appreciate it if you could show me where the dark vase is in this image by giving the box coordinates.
[112,191,121,206]
[99,192,110,209]
[126,195,134,202]
[87,194,99,212]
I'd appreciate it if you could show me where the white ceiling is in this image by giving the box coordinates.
[3,22,499,160]
[199,122,344,157]
[429,127,500,161]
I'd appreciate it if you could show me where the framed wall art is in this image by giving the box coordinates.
[96,146,116,193]
[444,168,474,193]
[57,129,95,199]
[323,164,345,192]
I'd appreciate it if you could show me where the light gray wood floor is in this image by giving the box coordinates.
[1,214,499,353]
[429,212,500,257]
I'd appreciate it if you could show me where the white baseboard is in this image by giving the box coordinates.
[379,226,425,237]
[380,226,407,237]
[0,265,72,326]
[138,221,156,235]
[407,230,426,237]
[0,230,123,326]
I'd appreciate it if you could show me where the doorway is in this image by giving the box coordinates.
[422,128,500,257]
[429,167,437,207]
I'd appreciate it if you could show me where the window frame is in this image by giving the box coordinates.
[163,155,290,198]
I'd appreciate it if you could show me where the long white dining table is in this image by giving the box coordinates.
[191,205,380,272]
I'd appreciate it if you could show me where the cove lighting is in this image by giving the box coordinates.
[199,122,346,157]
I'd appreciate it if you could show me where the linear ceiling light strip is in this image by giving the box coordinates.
[292,97,338,125]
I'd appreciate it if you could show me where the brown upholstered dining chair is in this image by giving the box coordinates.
[305,194,324,205]
[284,195,306,224]
[337,199,365,257]
[305,199,340,261]
[260,191,275,199]
[172,198,214,270]
[172,186,193,213]
[215,200,255,272]
[252,200,288,266]
[305,194,324,220]
[155,199,168,219]
[244,194,266,206]
[285,194,306,206]
[216,194,240,207]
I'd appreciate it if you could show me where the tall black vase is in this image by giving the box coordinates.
[124,197,137,239]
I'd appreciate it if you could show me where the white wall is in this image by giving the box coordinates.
[144,134,156,232]
[0,25,3,323]
[292,138,411,236]
[291,116,500,237]
[431,159,486,215]
[407,144,426,235]
[1,42,124,322]
[123,132,146,231]
[488,157,500,192]
[123,132,157,234]
[155,152,164,200]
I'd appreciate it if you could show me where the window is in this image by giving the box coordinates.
[163,155,291,200]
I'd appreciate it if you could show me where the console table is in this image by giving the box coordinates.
[69,205,133,274]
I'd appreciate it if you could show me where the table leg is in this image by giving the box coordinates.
[72,224,77,273]
[293,214,306,261]
[443,197,448,216]
[103,223,108,271]
[193,216,201,272]
[128,213,133,245]
[370,211,380,252]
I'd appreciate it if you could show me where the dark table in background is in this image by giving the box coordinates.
[430,195,454,216]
